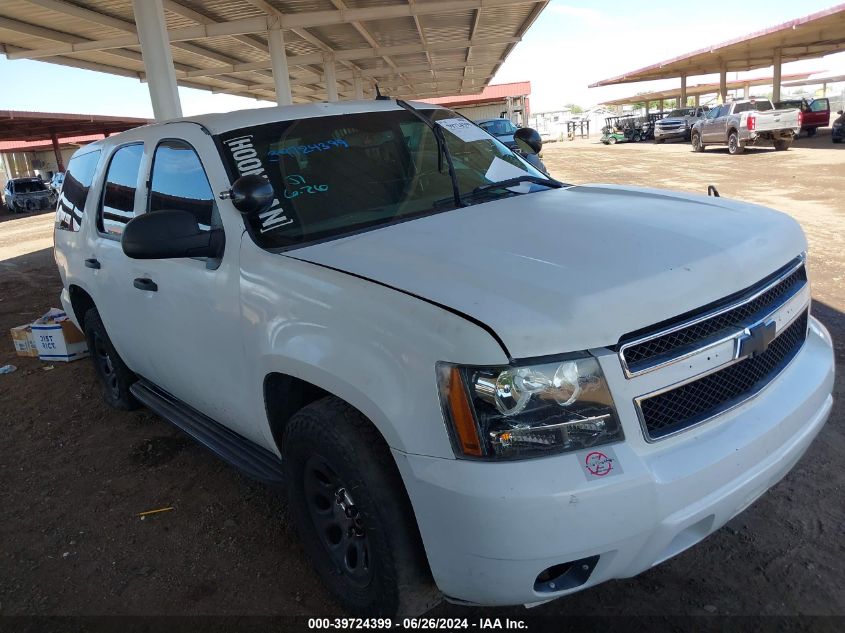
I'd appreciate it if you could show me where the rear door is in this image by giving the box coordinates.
[86,142,153,376]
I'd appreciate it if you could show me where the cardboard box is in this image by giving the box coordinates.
[10,324,39,357]
[31,308,89,362]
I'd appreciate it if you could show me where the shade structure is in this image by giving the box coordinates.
[589,4,845,88]
[0,0,550,104]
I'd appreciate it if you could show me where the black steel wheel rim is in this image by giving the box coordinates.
[304,454,373,587]
[93,332,119,398]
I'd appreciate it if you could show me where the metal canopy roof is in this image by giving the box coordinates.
[600,72,817,106]
[589,4,845,87]
[782,73,845,87]
[0,0,549,103]
[0,109,149,142]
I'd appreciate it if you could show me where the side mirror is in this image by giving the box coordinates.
[229,174,274,217]
[513,127,543,155]
[122,209,224,260]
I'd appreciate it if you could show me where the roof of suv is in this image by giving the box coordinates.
[82,99,443,153]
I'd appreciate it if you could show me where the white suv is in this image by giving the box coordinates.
[53,100,834,616]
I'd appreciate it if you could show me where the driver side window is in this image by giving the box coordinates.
[148,139,217,232]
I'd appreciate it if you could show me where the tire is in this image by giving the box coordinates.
[727,131,745,155]
[691,132,704,152]
[632,132,641,142]
[283,397,440,617]
[806,127,817,137]
[607,136,617,145]
[654,138,664,144]
[83,308,139,410]
[833,138,843,144]
[773,139,792,151]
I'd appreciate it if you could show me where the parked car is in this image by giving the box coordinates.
[54,100,834,617]
[3,176,56,213]
[775,97,830,136]
[475,117,520,150]
[653,106,710,143]
[49,171,65,193]
[474,117,548,173]
[690,98,801,154]
[831,109,844,143]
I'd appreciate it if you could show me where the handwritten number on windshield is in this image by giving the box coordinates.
[284,174,329,199]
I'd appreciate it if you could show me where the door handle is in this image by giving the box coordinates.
[84,258,101,269]
[133,277,158,292]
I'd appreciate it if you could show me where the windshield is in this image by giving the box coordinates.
[667,109,693,118]
[14,180,48,193]
[478,119,518,136]
[218,108,548,250]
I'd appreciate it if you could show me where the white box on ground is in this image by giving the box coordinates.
[31,308,89,362]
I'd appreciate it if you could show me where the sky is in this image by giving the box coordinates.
[0,0,843,118]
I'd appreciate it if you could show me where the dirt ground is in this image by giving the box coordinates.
[1,132,843,621]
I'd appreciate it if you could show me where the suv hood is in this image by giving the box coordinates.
[291,185,806,359]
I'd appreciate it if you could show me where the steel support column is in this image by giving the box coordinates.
[324,59,339,102]
[680,73,687,107]
[694,94,700,107]
[268,28,293,106]
[132,0,182,120]
[719,64,727,104]
[50,130,65,173]
[773,48,782,103]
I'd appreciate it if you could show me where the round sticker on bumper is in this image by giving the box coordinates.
[577,446,623,481]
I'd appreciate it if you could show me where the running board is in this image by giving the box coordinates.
[130,380,285,486]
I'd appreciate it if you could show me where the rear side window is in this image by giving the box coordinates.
[148,140,216,231]
[98,144,143,237]
[56,150,100,232]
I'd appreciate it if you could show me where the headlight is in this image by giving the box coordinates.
[437,356,623,460]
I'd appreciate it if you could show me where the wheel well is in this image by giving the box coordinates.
[68,285,95,327]
[264,373,332,450]
[728,128,738,138]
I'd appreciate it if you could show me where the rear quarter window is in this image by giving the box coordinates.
[56,150,101,232]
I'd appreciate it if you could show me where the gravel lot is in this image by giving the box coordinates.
[1,132,843,621]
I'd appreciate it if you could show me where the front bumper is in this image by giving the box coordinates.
[654,126,689,140]
[394,317,834,606]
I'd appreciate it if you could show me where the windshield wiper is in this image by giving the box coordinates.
[472,175,564,196]
[395,99,464,209]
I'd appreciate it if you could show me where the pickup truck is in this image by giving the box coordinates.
[690,98,802,154]
[653,106,709,142]
[775,97,831,136]
[54,99,834,616]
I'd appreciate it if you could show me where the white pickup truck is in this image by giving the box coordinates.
[691,98,802,154]
[53,99,834,617]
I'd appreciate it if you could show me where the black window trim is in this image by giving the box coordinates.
[96,141,145,242]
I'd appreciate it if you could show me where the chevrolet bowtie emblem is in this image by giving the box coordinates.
[738,320,777,359]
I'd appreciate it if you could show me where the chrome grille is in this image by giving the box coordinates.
[637,310,808,441]
[620,258,807,376]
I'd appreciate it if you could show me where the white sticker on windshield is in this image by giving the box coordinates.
[437,118,491,143]
[484,157,533,192]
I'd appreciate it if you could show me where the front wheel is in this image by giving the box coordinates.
[283,397,440,617]
[607,136,618,145]
[727,131,745,155]
[691,132,704,152]
[773,139,792,151]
